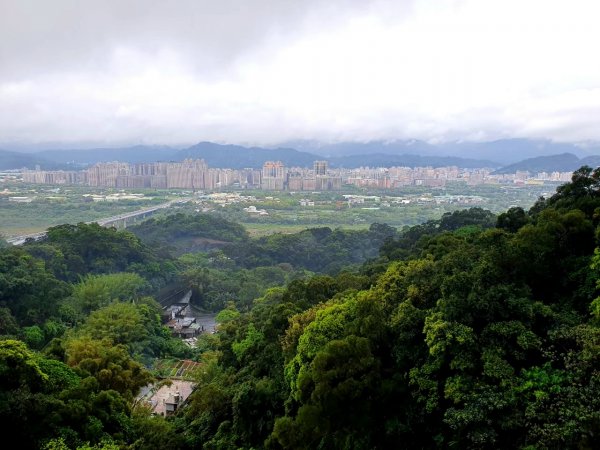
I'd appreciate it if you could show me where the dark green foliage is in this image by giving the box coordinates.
[64,337,153,399]
[25,222,179,289]
[0,339,133,449]
[0,222,191,448]
[378,207,496,263]
[175,169,600,449]
[38,223,150,279]
[0,247,69,326]
[0,339,48,389]
[129,212,249,256]
[223,222,397,272]
[75,297,189,360]
[66,272,148,317]
[182,262,308,311]
[129,410,186,450]
[438,207,497,231]
[496,206,530,232]
[5,167,600,449]
[0,307,19,336]
[531,165,600,217]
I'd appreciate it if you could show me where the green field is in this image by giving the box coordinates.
[0,181,559,238]
[0,184,174,237]
[197,182,559,233]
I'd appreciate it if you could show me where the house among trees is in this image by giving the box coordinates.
[162,290,205,337]
[141,380,195,417]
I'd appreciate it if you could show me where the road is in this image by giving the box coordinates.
[5,198,188,245]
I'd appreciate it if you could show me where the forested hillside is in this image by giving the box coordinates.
[2,167,600,448]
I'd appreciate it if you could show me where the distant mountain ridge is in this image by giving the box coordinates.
[175,142,321,168]
[4,139,600,171]
[288,138,600,164]
[0,149,66,170]
[290,140,436,158]
[328,153,498,169]
[37,145,177,165]
[2,142,499,170]
[493,153,600,174]
[177,142,499,169]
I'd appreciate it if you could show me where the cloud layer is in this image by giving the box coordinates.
[1,0,599,146]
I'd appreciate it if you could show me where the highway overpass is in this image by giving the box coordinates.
[5,198,188,246]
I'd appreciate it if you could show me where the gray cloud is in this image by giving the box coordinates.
[1,0,599,147]
[0,0,377,79]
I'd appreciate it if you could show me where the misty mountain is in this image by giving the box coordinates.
[439,139,594,164]
[288,139,437,157]
[8,140,599,171]
[0,149,64,170]
[174,142,321,168]
[328,153,499,169]
[580,155,600,167]
[176,142,499,169]
[10,141,501,170]
[36,145,177,165]
[290,138,599,165]
[493,153,600,174]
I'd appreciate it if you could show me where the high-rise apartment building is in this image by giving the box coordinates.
[261,161,285,190]
[314,160,328,176]
[87,162,129,187]
[166,159,208,189]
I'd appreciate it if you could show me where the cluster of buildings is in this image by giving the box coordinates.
[20,159,575,191]
[21,159,343,191]
[342,167,573,189]
[23,159,240,189]
[162,291,216,347]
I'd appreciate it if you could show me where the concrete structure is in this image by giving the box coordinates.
[142,380,195,417]
[261,161,285,190]
[314,160,328,175]
[18,159,575,191]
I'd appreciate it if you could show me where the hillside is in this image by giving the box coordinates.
[293,138,599,164]
[8,140,600,170]
[174,142,321,168]
[36,145,177,165]
[171,142,499,169]
[5,168,600,448]
[329,152,498,169]
[0,149,62,170]
[494,152,600,174]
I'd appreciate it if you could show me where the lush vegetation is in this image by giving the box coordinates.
[0,184,169,236]
[2,167,600,448]
[129,214,399,311]
[195,182,553,233]
[0,181,554,238]
[129,213,249,255]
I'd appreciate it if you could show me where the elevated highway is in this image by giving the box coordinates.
[5,198,189,246]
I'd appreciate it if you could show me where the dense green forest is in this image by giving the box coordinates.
[3,166,600,448]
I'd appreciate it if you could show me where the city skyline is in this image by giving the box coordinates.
[21,158,573,191]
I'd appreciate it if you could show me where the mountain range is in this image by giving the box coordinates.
[0,148,67,171]
[493,153,600,174]
[285,138,600,164]
[36,145,176,165]
[2,139,600,172]
[0,142,500,170]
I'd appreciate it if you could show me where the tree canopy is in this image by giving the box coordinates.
[4,168,600,448]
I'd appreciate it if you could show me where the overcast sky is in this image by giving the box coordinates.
[1,0,599,147]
